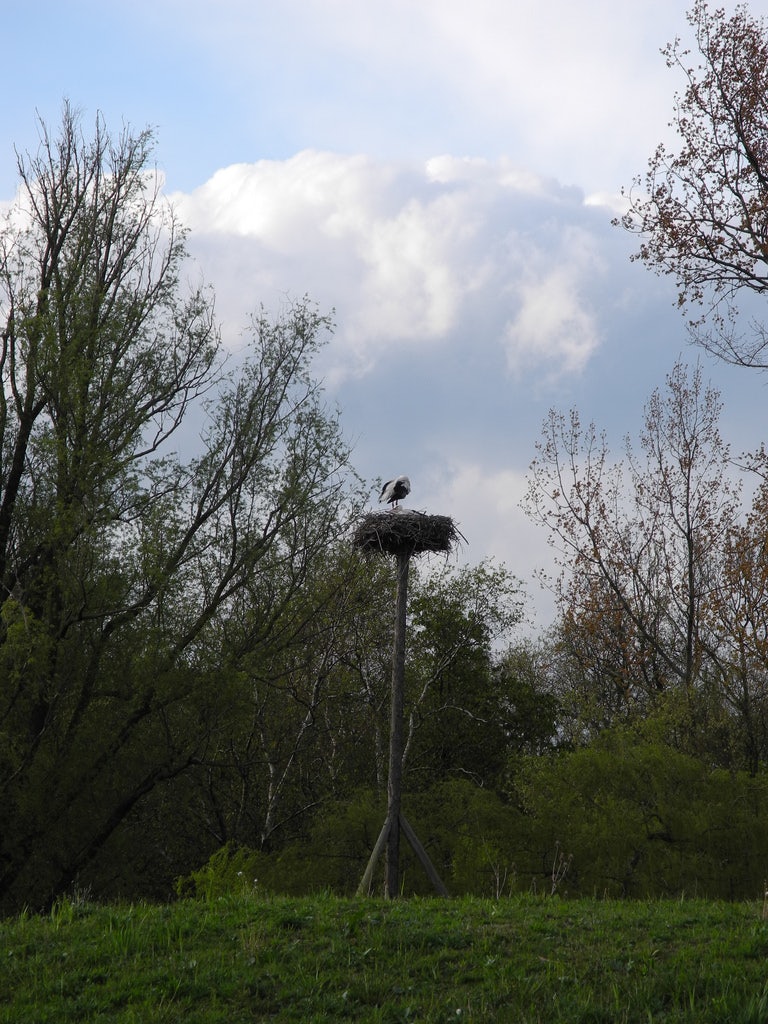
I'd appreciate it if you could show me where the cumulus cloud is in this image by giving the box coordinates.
[163,150,670,627]
[3,0,746,637]
[504,271,599,377]
[170,152,614,383]
[503,227,604,378]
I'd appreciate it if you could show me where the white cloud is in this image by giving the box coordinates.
[162,150,680,634]
[504,271,599,378]
[425,155,564,198]
[170,153,614,384]
[8,0,768,639]
[176,152,388,244]
[356,191,477,345]
[501,224,605,378]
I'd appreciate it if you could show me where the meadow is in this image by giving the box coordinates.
[2,893,768,1022]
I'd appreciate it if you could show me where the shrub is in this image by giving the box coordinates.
[513,731,768,898]
[176,843,266,899]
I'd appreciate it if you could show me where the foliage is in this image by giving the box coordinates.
[178,547,392,856]
[178,729,768,903]
[492,641,562,760]
[4,894,768,1022]
[403,559,526,790]
[705,472,768,774]
[178,780,521,900]
[174,842,267,900]
[407,780,520,898]
[11,87,768,920]
[609,0,768,768]
[0,107,362,913]
[513,729,768,899]
[619,1,768,367]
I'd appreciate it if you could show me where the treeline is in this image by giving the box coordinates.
[179,347,768,900]
[7,0,768,911]
[178,743,768,902]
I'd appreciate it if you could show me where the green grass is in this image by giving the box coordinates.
[2,893,768,1022]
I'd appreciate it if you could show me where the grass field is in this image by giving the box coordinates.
[2,893,768,1022]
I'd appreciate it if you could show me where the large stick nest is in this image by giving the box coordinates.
[353,509,465,557]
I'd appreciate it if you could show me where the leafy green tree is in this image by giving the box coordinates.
[615,4,768,767]
[182,546,396,857]
[704,473,768,773]
[174,557,532,896]
[192,558,526,848]
[0,106,358,911]
[492,642,561,761]
[402,560,525,790]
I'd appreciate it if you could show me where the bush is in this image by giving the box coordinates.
[176,843,266,899]
[513,731,768,898]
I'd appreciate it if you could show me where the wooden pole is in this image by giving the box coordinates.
[385,549,409,898]
[353,517,451,898]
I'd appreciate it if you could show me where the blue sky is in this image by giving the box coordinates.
[4,0,768,628]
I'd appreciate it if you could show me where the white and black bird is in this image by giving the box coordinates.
[379,475,411,508]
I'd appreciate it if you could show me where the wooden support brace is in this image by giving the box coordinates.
[400,813,449,897]
[356,816,391,896]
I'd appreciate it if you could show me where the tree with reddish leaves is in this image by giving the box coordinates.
[619,1,768,367]
[706,472,768,773]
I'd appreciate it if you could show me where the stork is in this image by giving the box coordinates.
[379,475,411,508]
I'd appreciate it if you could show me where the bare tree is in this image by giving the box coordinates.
[523,362,740,708]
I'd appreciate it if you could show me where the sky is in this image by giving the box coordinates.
[4,0,768,631]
